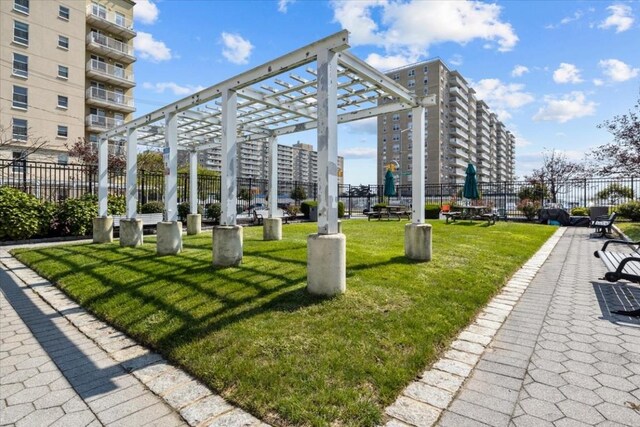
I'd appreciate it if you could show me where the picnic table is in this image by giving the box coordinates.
[367,205,411,221]
[449,205,497,225]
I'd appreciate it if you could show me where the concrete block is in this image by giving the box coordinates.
[404,223,432,261]
[212,225,243,267]
[263,217,282,241]
[307,233,346,296]
[186,214,201,235]
[120,219,143,247]
[156,222,182,255]
[92,217,113,243]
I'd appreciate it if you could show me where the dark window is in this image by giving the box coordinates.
[59,5,70,20]
[12,86,27,109]
[58,35,69,49]
[13,21,29,45]
[14,0,29,14]
[12,53,28,77]
[12,151,27,173]
[57,95,68,108]
[57,125,68,137]
[12,118,28,141]
[58,65,69,78]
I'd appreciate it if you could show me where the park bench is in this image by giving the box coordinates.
[112,213,164,229]
[590,212,617,238]
[594,239,640,284]
[443,212,461,224]
[251,210,264,225]
[479,212,498,225]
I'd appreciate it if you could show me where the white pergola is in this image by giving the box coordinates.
[96,31,435,294]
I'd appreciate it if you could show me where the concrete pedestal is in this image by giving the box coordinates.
[404,223,432,261]
[187,214,201,235]
[212,225,243,267]
[157,221,182,255]
[263,218,282,241]
[120,219,143,247]
[307,233,346,296]
[338,220,343,233]
[93,216,113,243]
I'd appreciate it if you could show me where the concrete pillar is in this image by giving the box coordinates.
[97,137,108,217]
[187,214,201,235]
[263,217,282,241]
[268,136,278,219]
[93,216,113,243]
[220,89,238,226]
[411,106,426,224]
[157,221,182,255]
[120,218,143,247]
[212,225,243,267]
[164,112,178,222]
[404,223,432,261]
[189,150,198,214]
[307,233,346,296]
[126,128,138,219]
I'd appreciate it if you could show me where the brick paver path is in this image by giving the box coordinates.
[438,227,640,426]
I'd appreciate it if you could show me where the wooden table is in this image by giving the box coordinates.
[368,205,411,221]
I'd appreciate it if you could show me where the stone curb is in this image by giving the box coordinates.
[383,227,567,427]
[0,248,269,427]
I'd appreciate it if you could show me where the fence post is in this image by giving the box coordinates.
[583,178,587,208]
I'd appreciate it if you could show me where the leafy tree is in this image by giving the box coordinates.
[517,181,549,202]
[590,91,640,176]
[238,188,251,201]
[596,183,634,204]
[291,185,307,204]
[137,150,164,173]
[348,185,374,197]
[66,137,126,172]
[524,149,585,203]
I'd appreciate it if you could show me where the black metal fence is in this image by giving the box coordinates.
[2,159,638,218]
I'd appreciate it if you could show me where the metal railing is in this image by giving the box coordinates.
[85,114,124,130]
[87,32,133,57]
[86,4,134,32]
[86,59,134,83]
[86,87,134,109]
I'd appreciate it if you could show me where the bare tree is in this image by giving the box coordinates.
[66,137,126,172]
[525,149,586,203]
[0,121,49,169]
[589,90,640,176]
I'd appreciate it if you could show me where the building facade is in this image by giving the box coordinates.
[0,0,136,164]
[196,141,344,185]
[377,59,515,185]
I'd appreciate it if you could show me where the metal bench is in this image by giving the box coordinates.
[594,239,640,284]
[479,213,498,225]
[112,213,164,228]
[590,212,617,238]
[443,212,461,224]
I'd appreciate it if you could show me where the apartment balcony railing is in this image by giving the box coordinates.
[86,4,135,38]
[86,87,135,113]
[449,95,468,113]
[86,59,135,88]
[86,114,123,132]
[86,32,135,63]
[449,137,469,151]
[449,116,468,130]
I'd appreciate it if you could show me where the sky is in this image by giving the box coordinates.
[130,0,640,185]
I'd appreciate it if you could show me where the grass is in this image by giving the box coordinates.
[617,222,640,241]
[13,220,555,426]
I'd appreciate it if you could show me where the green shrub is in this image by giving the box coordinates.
[617,201,640,221]
[0,187,43,240]
[372,202,387,211]
[517,199,541,221]
[141,201,164,214]
[178,202,203,221]
[39,202,57,237]
[571,207,589,216]
[206,203,221,223]
[300,200,317,218]
[425,203,440,219]
[338,201,345,218]
[54,197,98,236]
[79,193,126,215]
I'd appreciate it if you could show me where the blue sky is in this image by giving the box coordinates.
[131,0,640,185]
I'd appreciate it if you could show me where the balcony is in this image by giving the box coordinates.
[449,95,468,113]
[86,32,135,64]
[86,114,123,132]
[447,147,469,158]
[449,137,469,150]
[86,4,135,39]
[86,87,135,113]
[449,116,468,130]
[86,60,135,88]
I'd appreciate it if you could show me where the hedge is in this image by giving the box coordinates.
[0,187,43,240]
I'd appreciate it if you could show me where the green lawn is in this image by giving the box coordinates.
[13,220,555,426]
[617,222,640,241]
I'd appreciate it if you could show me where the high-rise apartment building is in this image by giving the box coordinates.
[196,141,344,185]
[0,0,136,164]
[377,59,515,185]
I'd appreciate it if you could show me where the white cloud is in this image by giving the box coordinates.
[449,54,464,66]
[278,0,295,13]
[339,147,377,159]
[593,78,604,86]
[365,53,413,71]
[221,32,254,65]
[599,4,634,32]
[546,10,584,29]
[142,82,205,96]
[331,0,518,65]
[134,0,159,25]
[134,32,171,62]
[553,63,583,84]
[511,65,529,77]
[533,91,596,123]
[598,58,639,82]
[472,79,535,120]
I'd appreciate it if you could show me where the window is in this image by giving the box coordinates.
[59,5,70,20]
[12,86,27,109]
[408,79,415,88]
[58,35,69,49]
[114,113,124,126]
[12,53,28,77]
[92,3,107,19]
[58,65,69,79]
[57,154,69,165]
[57,125,68,138]
[423,65,428,73]
[115,11,125,27]
[57,95,68,109]
[392,124,400,131]
[12,151,27,173]
[392,113,400,121]
[392,134,400,142]
[408,69,415,77]
[12,118,27,141]
[13,0,29,14]
[392,73,399,81]
[13,21,29,45]
[114,63,124,78]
